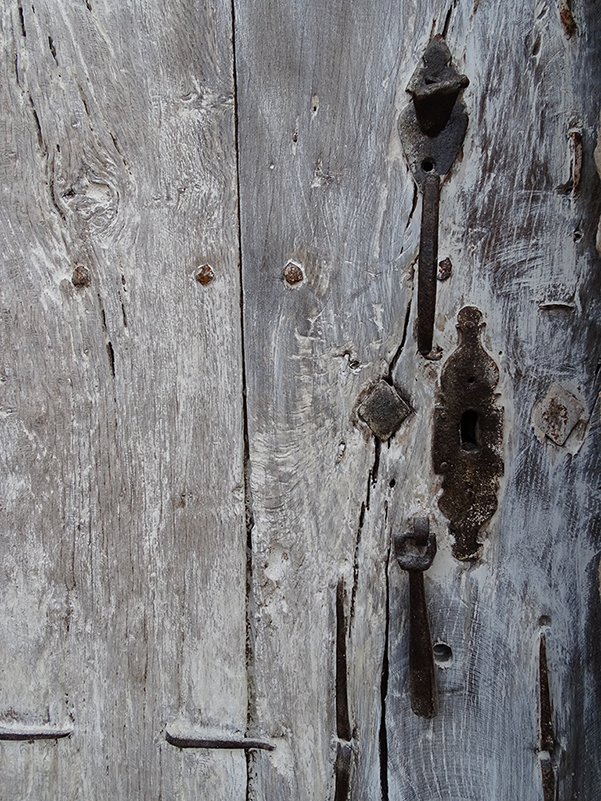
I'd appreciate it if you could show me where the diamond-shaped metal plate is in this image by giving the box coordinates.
[358,380,411,441]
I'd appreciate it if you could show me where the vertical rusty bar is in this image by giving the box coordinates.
[417,171,440,356]
[408,571,438,718]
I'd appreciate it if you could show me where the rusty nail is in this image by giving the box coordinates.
[72,264,90,287]
[283,261,303,285]
[195,264,214,285]
[438,257,452,281]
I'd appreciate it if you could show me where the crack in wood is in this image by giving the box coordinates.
[441,2,457,38]
[336,580,352,742]
[18,6,26,37]
[334,579,352,801]
[379,545,390,801]
[27,93,44,152]
[539,634,557,801]
[350,444,379,626]
[97,295,115,379]
[231,6,259,798]
[388,298,413,381]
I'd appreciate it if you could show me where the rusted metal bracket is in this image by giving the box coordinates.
[398,37,469,356]
[394,518,438,718]
[432,307,503,560]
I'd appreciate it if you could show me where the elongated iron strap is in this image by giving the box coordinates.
[408,571,438,718]
[417,172,440,356]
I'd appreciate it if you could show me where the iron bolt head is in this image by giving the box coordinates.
[72,264,90,287]
[283,261,304,285]
[358,380,412,441]
[195,264,215,285]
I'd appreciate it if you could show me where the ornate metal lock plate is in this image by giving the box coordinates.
[432,306,503,560]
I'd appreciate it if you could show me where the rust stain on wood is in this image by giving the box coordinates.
[195,263,215,285]
[559,0,577,38]
[532,383,587,449]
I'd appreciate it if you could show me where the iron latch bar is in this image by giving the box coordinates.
[398,36,469,356]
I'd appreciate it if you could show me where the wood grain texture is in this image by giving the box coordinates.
[235,0,601,799]
[383,4,601,799]
[234,1,420,798]
[1,0,600,798]
[0,1,246,798]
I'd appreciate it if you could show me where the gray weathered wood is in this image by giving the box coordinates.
[2,0,600,798]
[0,1,246,798]
[235,1,601,799]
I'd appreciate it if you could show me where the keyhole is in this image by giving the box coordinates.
[433,643,453,664]
[460,409,479,452]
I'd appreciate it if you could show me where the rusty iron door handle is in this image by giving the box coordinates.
[394,518,438,718]
[398,36,469,356]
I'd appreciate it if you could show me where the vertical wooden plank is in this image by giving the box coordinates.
[236,2,601,801]
[234,1,414,798]
[381,2,601,800]
[0,1,246,798]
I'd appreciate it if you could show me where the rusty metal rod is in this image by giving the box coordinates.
[408,570,438,718]
[417,171,440,356]
[166,732,275,751]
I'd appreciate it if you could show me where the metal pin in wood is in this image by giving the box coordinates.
[394,517,438,718]
[165,726,274,751]
[398,36,469,357]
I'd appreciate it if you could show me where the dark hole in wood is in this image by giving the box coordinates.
[433,643,453,664]
[421,158,435,172]
[460,409,479,451]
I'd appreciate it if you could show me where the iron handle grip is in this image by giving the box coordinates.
[408,571,438,718]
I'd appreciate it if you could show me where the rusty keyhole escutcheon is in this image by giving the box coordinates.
[432,306,504,560]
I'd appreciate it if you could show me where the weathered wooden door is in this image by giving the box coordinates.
[1,1,600,799]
